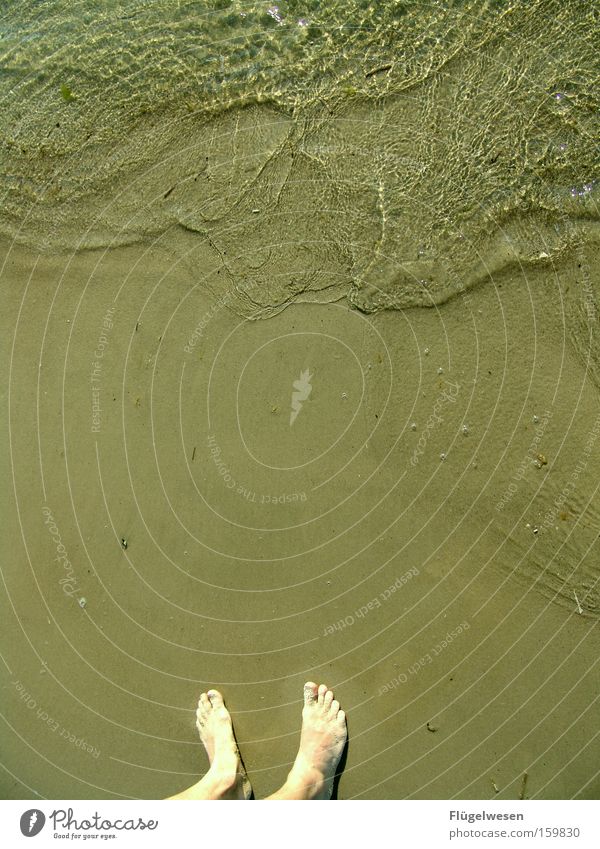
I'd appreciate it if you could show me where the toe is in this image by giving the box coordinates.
[303,682,318,705]
[324,689,334,708]
[330,699,340,716]
[207,689,224,708]
[317,684,328,705]
[199,692,210,708]
[337,709,346,726]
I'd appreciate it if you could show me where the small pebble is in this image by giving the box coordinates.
[121,538,128,549]
[462,424,469,435]
[424,347,430,356]
[437,366,444,374]
[78,597,87,608]
[533,415,539,424]
[410,422,417,431]
[341,392,347,399]
[440,452,446,461]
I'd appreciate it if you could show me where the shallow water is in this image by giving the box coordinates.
[1,0,598,313]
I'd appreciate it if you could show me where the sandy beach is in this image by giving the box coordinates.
[1,0,599,800]
[2,228,600,798]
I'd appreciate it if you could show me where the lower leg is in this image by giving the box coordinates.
[168,772,237,801]
[266,682,347,800]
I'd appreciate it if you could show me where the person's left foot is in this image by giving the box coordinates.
[196,689,252,800]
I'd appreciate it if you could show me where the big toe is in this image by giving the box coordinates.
[207,689,225,708]
[303,682,318,705]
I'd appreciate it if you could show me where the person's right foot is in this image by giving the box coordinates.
[285,682,347,799]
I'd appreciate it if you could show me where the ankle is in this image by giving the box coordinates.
[207,762,238,795]
[285,763,323,799]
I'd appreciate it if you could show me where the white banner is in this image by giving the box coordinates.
[0,800,598,848]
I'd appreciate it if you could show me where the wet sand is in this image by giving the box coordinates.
[1,235,600,799]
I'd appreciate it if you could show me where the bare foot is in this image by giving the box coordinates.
[283,682,347,799]
[196,689,252,800]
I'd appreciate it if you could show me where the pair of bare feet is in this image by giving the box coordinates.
[168,682,347,800]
